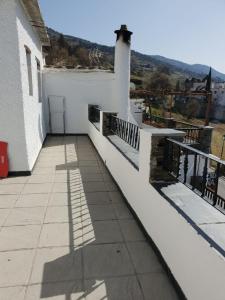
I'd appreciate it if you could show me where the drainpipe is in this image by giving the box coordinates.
[114,25,132,121]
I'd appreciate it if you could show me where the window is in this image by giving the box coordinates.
[25,46,33,96]
[36,58,42,102]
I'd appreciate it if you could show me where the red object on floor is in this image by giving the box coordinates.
[0,142,9,178]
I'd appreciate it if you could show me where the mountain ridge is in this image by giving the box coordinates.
[46,27,225,82]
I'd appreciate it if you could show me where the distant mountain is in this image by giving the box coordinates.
[46,28,225,82]
[151,55,225,81]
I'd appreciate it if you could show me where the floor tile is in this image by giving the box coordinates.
[0,184,24,195]
[0,195,18,208]
[138,273,179,300]
[27,175,54,184]
[52,182,81,193]
[54,173,79,183]
[80,173,104,182]
[82,182,108,193]
[109,191,124,203]
[49,193,79,206]
[30,247,82,284]
[0,209,10,227]
[44,206,79,223]
[84,276,144,300]
[22,183,52,194]
[5,207,46,226]
[82,220,123,245]
[0,225,41,251]
[33,168,55,175]
[0,286,26,300]
[119,219,146,242]
[104,181,118,192]
[15,193,49,208]
[0,249,35,286]
[80,191,111,205]
[79,166,102,174]
[127,242,163,274]
[82,204,116,221]
[113,204,133,220]
[78,160,98,166]
[39,223,82,247]
[0,176,28,185]
[25,281,85,300]
[83,243,135,278]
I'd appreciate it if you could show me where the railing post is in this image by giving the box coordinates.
[141,129,185,183]
[102,112,118,136]
[198,126,213,153]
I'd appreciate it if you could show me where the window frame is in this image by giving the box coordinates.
[25,46,33,96]
[36,57,42,102]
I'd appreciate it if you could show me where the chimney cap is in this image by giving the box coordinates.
[114,24,133,44]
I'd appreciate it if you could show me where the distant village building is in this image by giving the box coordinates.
[181,77,225,121]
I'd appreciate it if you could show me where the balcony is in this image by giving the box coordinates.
[0,107,225,299]
[0,135,179,299]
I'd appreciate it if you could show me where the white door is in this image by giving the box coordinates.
[48,96,66,134]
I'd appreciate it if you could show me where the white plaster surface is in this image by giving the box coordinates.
[114,35,131,120]
[16,0,46,170]
[43,69,116,134]
[0,0,46,172]
[0,0,28,171]
[108,135,139,168]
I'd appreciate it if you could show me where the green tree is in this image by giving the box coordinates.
[58,34,68,49]
[186,98,200,119]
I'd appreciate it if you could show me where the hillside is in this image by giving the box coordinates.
[45,28,225,87]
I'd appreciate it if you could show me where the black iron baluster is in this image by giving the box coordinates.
[127,123,131,145]
[201,157,208,197]
[163,140,170,171]
[213,162,220,206]
[192,153,198,190]
[133,126,137,149]
[131,124,135,148]
[183,149,188,184]
[176,146,181,179]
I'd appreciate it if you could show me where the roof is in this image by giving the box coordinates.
[20,0,50,46]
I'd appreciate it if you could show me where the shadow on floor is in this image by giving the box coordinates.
[40,138,140,300]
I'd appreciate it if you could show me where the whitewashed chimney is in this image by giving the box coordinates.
[114,25,132,120]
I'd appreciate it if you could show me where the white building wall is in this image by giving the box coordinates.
[43,69,116,133]
[114,36,131,120]
[0,0,28,172]
[16,0,46,171]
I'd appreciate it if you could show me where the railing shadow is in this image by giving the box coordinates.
[40,138,117,300]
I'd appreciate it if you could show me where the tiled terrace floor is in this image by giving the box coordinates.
[0,136,179,300]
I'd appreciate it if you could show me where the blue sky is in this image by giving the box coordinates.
[39,0,225,73]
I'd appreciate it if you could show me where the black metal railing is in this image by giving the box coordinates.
[144,113,168,128]
[175,120,200,129]
[179,128,202,144]
[163,138,225,213]
[144,114,203,145]
[88,105,100,125]
[109,115,140,150]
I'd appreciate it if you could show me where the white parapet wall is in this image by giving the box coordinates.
[88,111,225,300]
